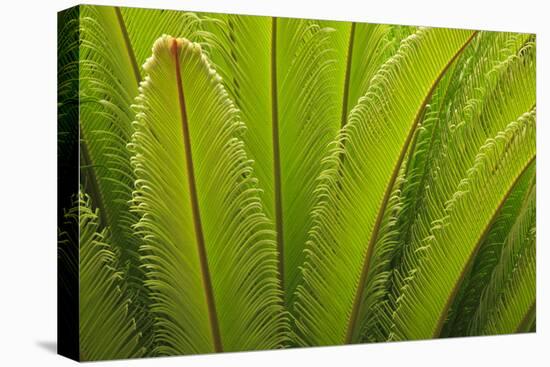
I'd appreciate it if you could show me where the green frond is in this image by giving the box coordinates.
[389,106,536,340]
[198,13,274,218]
[58,229,78,299]
[442,162,535,337]
[356,165,407,343]
[396,31,532,244]
[129,36,288,355]
[366,32,458,321]
[293,27,476,346]
[79,5,140,261]
[382,31,533,340]
[78,5,158,353]
[309,22,418,342]
[199,15,342,304]
[68,192,144,361]
[468,174,536,335]
[386,33,536,341]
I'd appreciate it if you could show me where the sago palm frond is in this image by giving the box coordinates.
[387,36,536,341]
[79,5,140,263]
[383,31,534,340]
[293,27,477,346]
[78,5,158,351]
[442,162,535,337]
[468,173,536,335]
[389,106,536,340]
[61,192,145,361]
[200,14,341,304]
[129,36,288,355]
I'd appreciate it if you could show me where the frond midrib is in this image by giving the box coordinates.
[340,22,357,128]
[114,6,141,86]
[271,17,286,295]
[171,39,223,352]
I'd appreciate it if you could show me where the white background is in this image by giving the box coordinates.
[0,0,547,365]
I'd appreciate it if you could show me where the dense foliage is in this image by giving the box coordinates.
[58,5,536,361]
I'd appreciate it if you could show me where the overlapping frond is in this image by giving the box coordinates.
[442,162,535,336]
[382,31,533,340]
[199,14,274,218]
[389,106,536,340]
[79,5,140,261]
[129,36,288,355]
[68,192,144,361]
[293,27,476,346]
[200,15,341,303]
[386,35,536,340]
[355,166,407,343]
[395,31,533,251]
[277,18,341,302]
[469,173,536,335]
[299,22,417,343]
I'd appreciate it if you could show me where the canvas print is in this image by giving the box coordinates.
[57,4,536,362]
